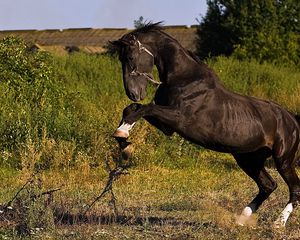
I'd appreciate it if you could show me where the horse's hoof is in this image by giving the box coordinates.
[112,123,135,139]
[121,144,134,159]
[236,214,249,226]
[236,207,256,227]
[236,214,256,227]
[112,129,129,139]
[273,219,285,230]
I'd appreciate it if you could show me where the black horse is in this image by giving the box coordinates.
[111,22,300,228]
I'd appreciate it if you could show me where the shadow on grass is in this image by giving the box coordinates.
[0,202,216,228]
[53,208,212,229]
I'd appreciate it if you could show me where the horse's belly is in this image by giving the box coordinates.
[179,117,268,153]
[176,93,278,153]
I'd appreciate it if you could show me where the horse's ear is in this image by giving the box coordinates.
[119,34,137,46]
[109,40,122,47]
[108,39,131,47]
[109,35,137,47]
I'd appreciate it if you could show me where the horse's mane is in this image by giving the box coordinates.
[133,21,164,34]
[187,50,203,64]
[132,22,204,65]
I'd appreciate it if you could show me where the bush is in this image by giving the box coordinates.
[0,37,49,146]
[0,37,72,167]
[0,40,125,169]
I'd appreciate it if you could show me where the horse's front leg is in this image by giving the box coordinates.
[113,103,180,139]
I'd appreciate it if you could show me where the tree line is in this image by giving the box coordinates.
[196,0,300,65]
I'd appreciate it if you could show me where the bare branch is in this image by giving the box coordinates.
[82,138,133,215]
[3,176,35,210]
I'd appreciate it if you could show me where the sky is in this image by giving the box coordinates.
[0,0,208,30]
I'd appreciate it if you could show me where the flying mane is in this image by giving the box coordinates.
[132,22,203,65]
[132,21,164,34]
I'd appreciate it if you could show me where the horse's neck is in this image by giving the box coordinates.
[154,43,216,87]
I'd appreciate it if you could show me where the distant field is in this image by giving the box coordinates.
[1,49,300,239]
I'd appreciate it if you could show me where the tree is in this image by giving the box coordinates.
[196,0,237,59]
[134,16,146,29]
[197,0,300,65]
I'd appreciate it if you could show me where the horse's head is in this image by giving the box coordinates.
[111,33,156,102]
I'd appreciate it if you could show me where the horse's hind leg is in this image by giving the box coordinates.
[273,146,300,228]
[233,149,277,226]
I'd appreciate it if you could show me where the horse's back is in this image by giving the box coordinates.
[178,86,299,154]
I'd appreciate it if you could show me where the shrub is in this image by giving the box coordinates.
[0,37,70,167]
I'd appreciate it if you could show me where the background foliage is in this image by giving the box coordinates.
[0,36,299,171]
[0,37,63,155]
[197,0,300,65]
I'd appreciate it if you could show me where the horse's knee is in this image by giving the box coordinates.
[122,103,143,117]
[266,179,278,194]
[255,181,277,205]
[258,169,278,197]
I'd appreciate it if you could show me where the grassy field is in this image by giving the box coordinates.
[1,154,300,239]
[1,38,300,239]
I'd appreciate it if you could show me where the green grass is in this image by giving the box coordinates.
[1,46,300,169]
[208,57,300,112]
[1,42,300,239]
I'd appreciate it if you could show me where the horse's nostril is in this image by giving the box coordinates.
[128,91,140,102]
[140,88,146,100]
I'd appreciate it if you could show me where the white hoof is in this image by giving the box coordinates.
[113,122,135,138]
[273,220,285,229]
[236,207,256,227]
[273,203,293,229]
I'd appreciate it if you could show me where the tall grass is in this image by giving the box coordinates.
[208,57,300,113]
[0,40,300,170]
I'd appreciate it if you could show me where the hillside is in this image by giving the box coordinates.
[0,25,198,54]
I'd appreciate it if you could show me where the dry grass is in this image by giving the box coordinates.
[1,150,300,239]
